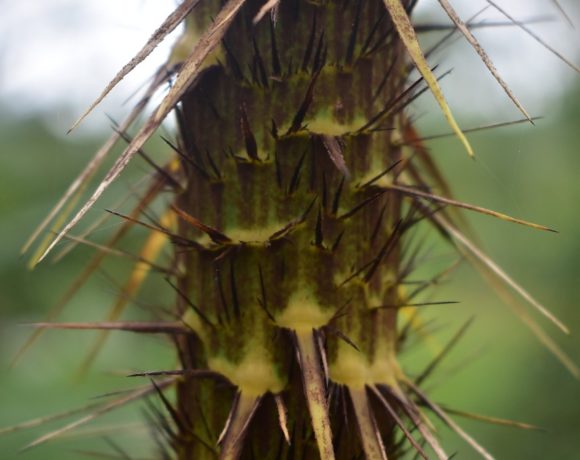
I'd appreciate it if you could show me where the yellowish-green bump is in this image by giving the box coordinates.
[209,349,285,397]
[276,289,334,333]
[329,343,369,388]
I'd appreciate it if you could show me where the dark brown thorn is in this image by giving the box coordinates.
[269,16,282,76]
[193,392,216,443]
[359,159,402,189]
[105,209,199,249]
[360,10,388,56]
[62,234,175,276]
[423,7,489,61]
[252,36,269,87]
[321,172,328,210]
[69,447,139,460]
[415,317,474,386]
[240,104,260,161]
[110,122,181,190]
[327,326,360,351]
[258,265,268,308]
[67,0,196,133]
[141,407,173,460]
[422,345,488,391]
[288,149,308,194]
[487,1,580,74]
[369,386,428,460]
[257,266,276,322]
[224,145,235,159]
[301,196,318,222]
[215,267,230,321]
[143,396,177,443]
[365,25,396,57]
[20,378,177,452]
[175,106,204,162]
[102,437,133,460]
[338,191,385,221]
[199,87,224,121]
[398,312,435,348]
[161,136,211,181]
[271,119,279,140]
[26,321,188,334]
[320,135,350,178]
[309,139,318,190]
[205,149,222,179]
[321,44,329,73]
[363,220,403,283]
[313,206,324,248]
[345,0,363,66]
[331,176,346,216]
[171,206,232,244]
[429,404,544,431]
[165,278,216,329]
[408,1,420,15]
[400,200,430,234]
[222,39,246,81]
[399,231,430,278]
[139,206,164,230]
[331,229,345,253]
[272,435,288,460]
[50,186,136,263]
[384,182,557,232]
[373,300,459,310]
[127,369,224,380]
[248,59,259,85]
[287,70,321,134]
[274,154,286,196]
[150,379,188,434]
[367,126,396,133]
[266,221,293,243]
[230,258,241,319]
[414,17,552,33]
[312,31,325,74]
[0,401,103,436]
[370,204,387,243]
[339,259,375,287]
[405,381,495,460]
[550,0,574,27]
[358,69,429,132]
[340,385,349,426]
[393,69,454,117]
[390,422,421,458]
[257,298,276,323]
[301,14,317,72]
[146,396,217,458]
[401,117,543,145]
[383,387,448,460]
[286,56,294,76]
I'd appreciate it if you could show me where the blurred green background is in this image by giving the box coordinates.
[1,1,579,459]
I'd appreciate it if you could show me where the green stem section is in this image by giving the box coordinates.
[173,0,410,457]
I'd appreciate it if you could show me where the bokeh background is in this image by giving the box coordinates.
[1,0,579,458]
